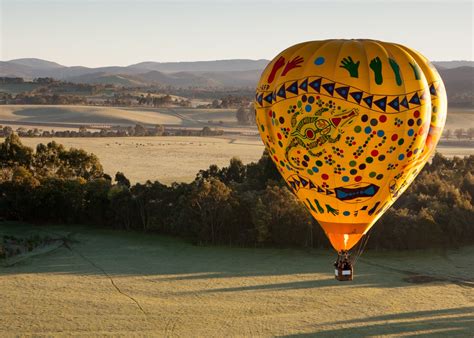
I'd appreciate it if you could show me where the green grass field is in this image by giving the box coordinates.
[0,223,472,336]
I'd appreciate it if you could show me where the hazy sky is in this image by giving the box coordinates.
[1,0,473,67]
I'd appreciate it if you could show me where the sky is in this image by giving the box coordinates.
[1,0,473,67]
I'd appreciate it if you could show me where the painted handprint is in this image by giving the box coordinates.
[369,56,383,85]
[325,204,339,216]
[314,199,325,214]
[267,56,285,83]
[339,56,360,78]
[281,56,304,76]
[389,58,402,86]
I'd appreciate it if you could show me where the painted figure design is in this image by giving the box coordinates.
[285,107,358,169]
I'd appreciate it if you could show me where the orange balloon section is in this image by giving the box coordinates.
[255,40,447,252]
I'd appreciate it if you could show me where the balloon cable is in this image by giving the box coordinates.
[351,230,371,266]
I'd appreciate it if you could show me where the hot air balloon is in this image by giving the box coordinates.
[255,39,447,280]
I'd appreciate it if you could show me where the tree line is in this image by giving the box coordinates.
[0,125,223,138]
[0,77,254,108]
[0,134,473,250]
[443,128,474,140]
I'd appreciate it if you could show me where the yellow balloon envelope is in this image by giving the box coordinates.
[255,39,447,252]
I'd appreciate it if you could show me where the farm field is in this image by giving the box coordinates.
[0,105,240,128]
[433,146,474,158]
[21,136,265,184]
[0,223,472,336]
[444,107,474,131]
[0,105,184,127]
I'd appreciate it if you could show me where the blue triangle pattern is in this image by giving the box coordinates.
[374,97,387,112]
[400,96,409,108]
[335,86,350,99]
[350,91,363,103]
[299,78,308,92]
[287,81,298,95]
[363,95,373,108]
[277,85,286,99]
[322,83,335,96]
[264,93,273,104]
[388,97,400,111]
[309,78,322,92]
[409,93,420,105]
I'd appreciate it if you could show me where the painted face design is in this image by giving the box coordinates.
[335,183,379,203]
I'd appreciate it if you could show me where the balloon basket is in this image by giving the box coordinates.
[334,251,353,281]
[335,265,353,281]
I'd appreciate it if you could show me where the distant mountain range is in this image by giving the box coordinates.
[0,58,269,88]
[430,61,474,69]
[0,58,473,90]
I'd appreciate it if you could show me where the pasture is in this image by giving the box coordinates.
[0,105,184,127]
[21,136,265,184]
[0,105,240,129]
[0,223,472,336]
[444,107,474,131]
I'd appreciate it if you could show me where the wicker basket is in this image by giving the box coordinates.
[335,266,353,281]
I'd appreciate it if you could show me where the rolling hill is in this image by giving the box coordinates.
[0,59,472,95]
[7,58,64,70]
[0,58,268,88]
[128,59,270,72]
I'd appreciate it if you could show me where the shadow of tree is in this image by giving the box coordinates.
[283,307,474,337]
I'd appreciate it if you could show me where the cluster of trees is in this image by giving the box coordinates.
[236,104,256,125]
[0,78,108,105]
[197,95,251,109]
[4,93,87,105]
[0,134,473,250]
[166,88,255,101]
[136,93,191,107]
[217,95,251,108]
[0,124,164,138]
[443,128,474,141]
[3,92,179,107]
[0,77,27,84]
[0,77,58,84]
